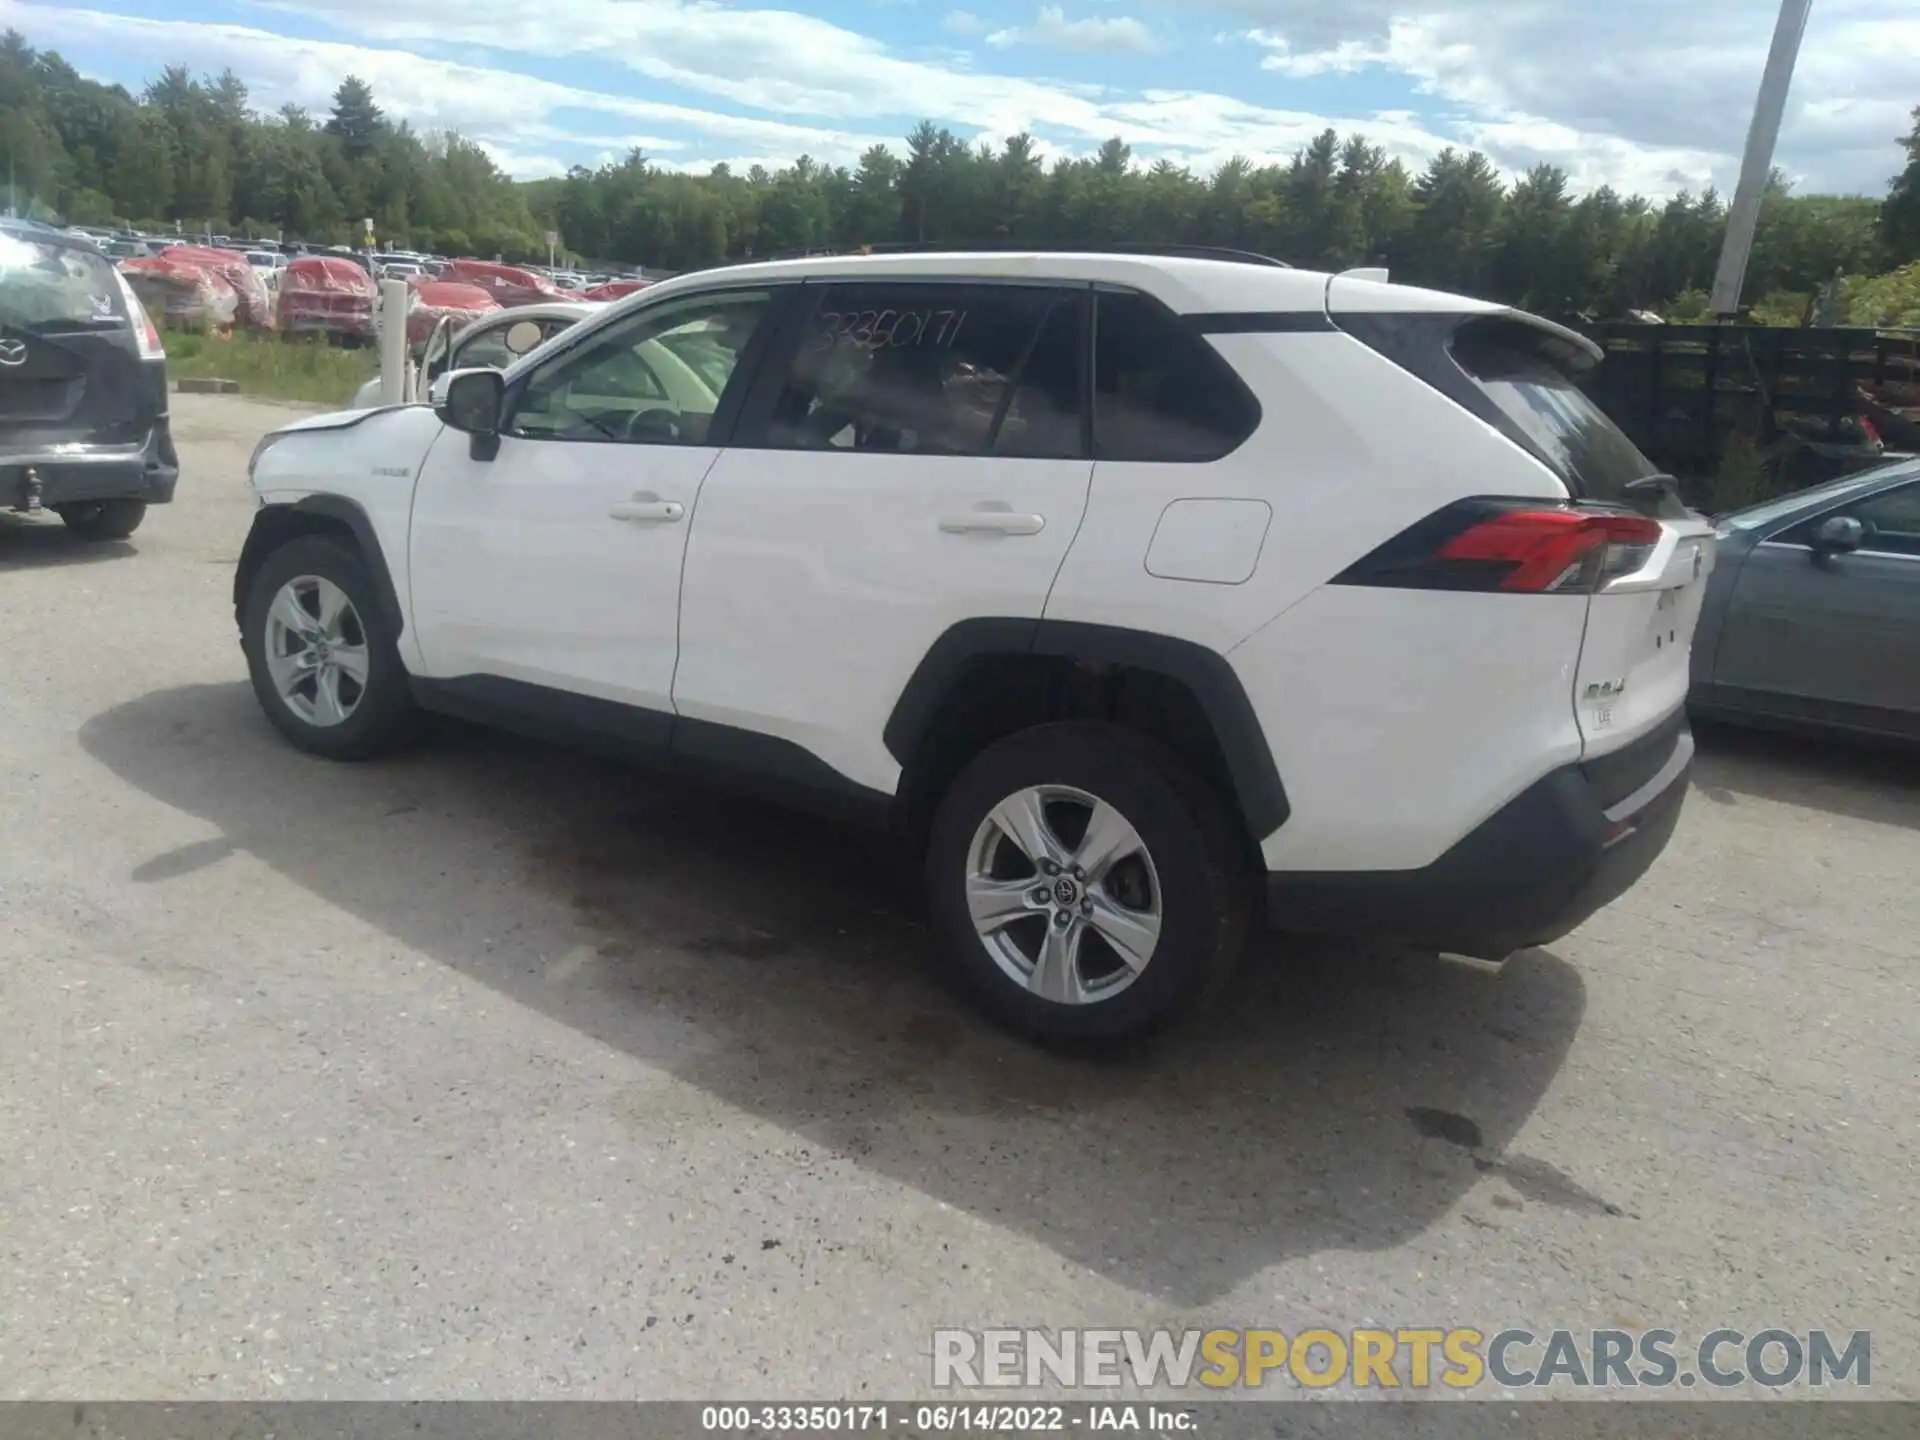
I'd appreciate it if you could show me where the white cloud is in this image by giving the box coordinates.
[1232,0,1920,194]
[0,3,894,173]
[1250,33,1391,78]
[9,0,1483,179]
[4,0,1911,196]
[941,9,986,37]
[985,7,1160,55]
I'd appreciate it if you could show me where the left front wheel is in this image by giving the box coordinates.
[241,534,421,760]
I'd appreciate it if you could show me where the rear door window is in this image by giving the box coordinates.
[0,230,127,333]
[750,281,1086,460]
[1449,320,1655,503]
[1093,289,1259,462]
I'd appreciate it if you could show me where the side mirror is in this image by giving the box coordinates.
[1810,515,1864,554]
[436,368,505,460]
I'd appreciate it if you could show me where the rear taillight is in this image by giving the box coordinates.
[1336,499,1662,595]
[113,269,166,359]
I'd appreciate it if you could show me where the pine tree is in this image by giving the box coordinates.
[325,76,383,161]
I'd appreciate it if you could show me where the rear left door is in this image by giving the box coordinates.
[672,279,1093,793]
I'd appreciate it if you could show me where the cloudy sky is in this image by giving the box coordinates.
[5,0,1915,197]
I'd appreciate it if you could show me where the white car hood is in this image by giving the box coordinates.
[271,404,405,436]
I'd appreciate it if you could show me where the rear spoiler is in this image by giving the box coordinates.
[1319,268,1603,372]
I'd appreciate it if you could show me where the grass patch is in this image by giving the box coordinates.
[163,327,378,407]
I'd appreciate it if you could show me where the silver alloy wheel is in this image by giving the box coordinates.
[263,575,370,728]
[965,784,1163,1005]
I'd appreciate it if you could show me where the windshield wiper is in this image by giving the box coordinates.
[1623,471,1697,517]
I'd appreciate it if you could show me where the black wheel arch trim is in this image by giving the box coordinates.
[883,617,1291,841]
[234,494,405,639]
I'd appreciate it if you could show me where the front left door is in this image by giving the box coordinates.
[406,285,779,717]
[1711,477,1920,721]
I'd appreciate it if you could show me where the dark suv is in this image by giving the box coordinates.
[2,219,178,540]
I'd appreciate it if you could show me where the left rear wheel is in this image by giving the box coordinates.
[241,534,421,760]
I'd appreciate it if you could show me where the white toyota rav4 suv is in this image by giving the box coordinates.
[238,248,1713,1042]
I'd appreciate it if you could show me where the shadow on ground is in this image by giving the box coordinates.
[82,682,1595,1306]
[0,513,136,570]
[1692,719,1920,830]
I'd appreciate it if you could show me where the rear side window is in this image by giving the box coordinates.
[757,282,1085,460]
[0,230,126,333]
[1449,320,1655,503]
[1093,290,1258,462]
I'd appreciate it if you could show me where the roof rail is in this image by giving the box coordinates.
[735,241,1293,269]
[848,241,1293,268]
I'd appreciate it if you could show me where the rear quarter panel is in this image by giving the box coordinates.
[1235,587,1589,871]
[1043,329,1567,652]
[1046,327,1586,869]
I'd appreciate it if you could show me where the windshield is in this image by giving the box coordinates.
[0,230,127,333]
[1451,325,1656,503]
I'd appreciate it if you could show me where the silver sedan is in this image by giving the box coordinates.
[1690,460,1920,740]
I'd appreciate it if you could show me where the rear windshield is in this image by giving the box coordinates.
[1450,322,1655,503]
[0,230,127,333]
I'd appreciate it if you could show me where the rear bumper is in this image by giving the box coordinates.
[1265,718,1692,958]
[3,416,179,509]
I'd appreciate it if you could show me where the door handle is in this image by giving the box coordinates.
[609,498,684,523]
[939,510,1045,536]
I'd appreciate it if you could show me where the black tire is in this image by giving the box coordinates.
[925,721,1252,1044]
[56,498,146,540]
[240,534,421,760]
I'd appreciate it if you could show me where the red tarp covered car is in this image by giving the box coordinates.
[439,259,571,308]
[120,255,240,332]
[278,255,377,342]
[405,279,501,348]
[162,245,277,329]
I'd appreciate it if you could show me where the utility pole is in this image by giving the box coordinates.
[1710,0,1814,318]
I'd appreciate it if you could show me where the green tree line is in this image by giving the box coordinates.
[1,34,546,258]
[6,30,1919,321]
